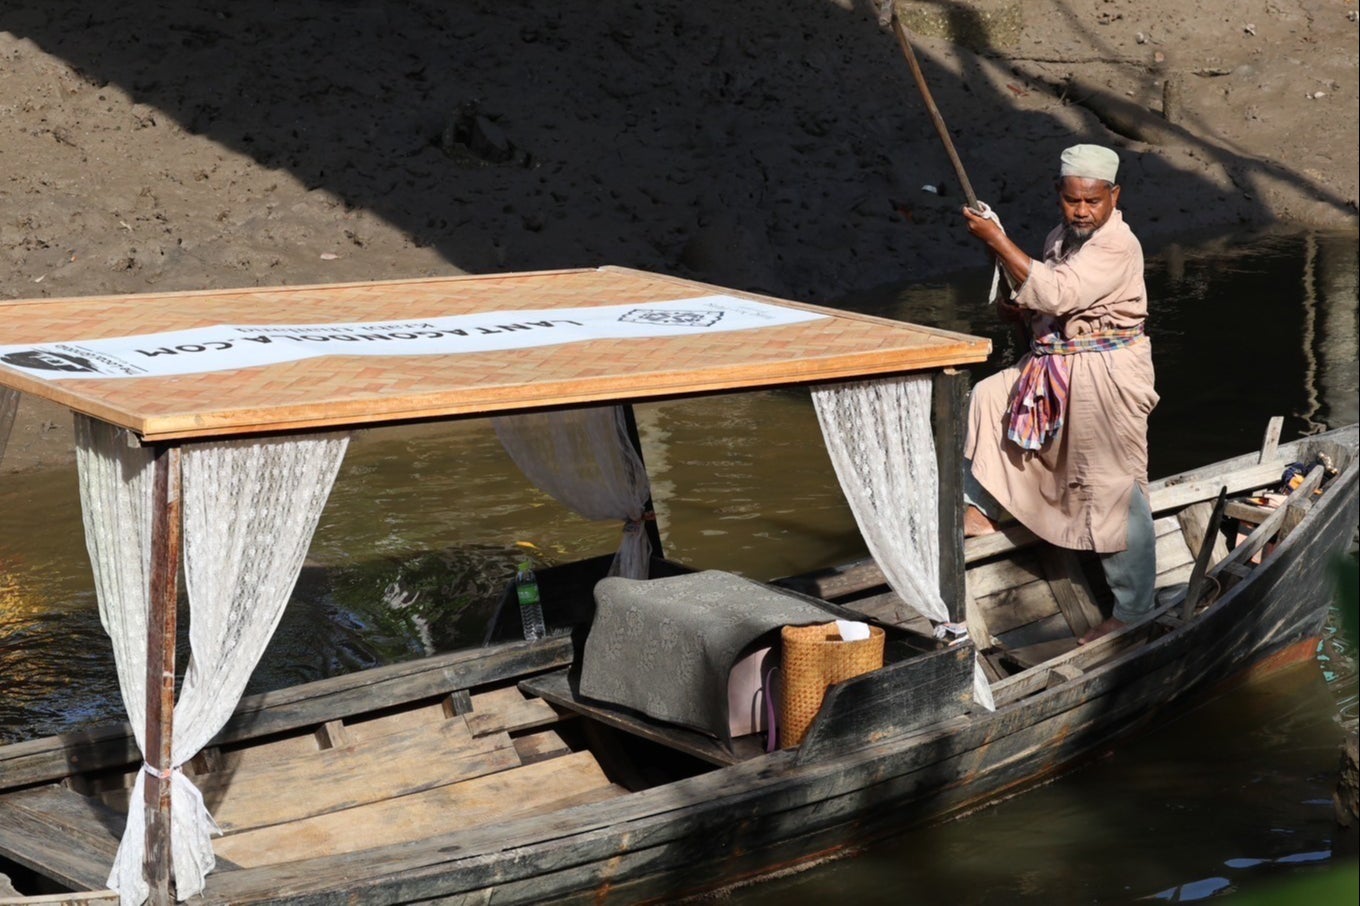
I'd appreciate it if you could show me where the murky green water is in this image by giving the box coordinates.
[1,227,1356,901]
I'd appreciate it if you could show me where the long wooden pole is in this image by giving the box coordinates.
[144,444,182,906]
[887,12,981,212]
[884,7,1029,345]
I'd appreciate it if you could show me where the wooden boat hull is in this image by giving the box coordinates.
[2,427,1355,905]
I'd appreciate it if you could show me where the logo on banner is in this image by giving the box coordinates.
[618,309,724,328]
[1,350,101,374]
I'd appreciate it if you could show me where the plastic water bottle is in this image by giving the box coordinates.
[516,561,546,641]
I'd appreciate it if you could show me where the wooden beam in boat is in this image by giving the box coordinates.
[933,368,968,624]
[144,445,181,906]
[1150,460,1284,514]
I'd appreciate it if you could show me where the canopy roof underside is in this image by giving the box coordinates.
[0,266,990,442]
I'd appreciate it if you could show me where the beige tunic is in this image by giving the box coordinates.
[966,209,1158,553]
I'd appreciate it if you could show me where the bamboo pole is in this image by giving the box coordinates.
[885,8,981,211]
[143,445,182,906]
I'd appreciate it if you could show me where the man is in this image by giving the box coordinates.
[960,144,1158,643]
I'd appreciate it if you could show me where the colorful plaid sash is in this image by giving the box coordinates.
[1006,326,1145,451]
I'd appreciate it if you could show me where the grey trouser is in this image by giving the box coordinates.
[964,462,1156,623]
[1101,483,1156,623]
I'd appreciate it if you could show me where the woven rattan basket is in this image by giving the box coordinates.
[778,622,885,748]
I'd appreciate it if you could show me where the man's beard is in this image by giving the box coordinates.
[1058,223,1093,260]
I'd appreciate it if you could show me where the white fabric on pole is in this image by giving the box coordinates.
[811,377,995,711]
[75,416,157,906]
[0,388,18,466]
[812,376,946,622]
[493,406,652,578]
[76,417,349,905]
[75,416,157,740]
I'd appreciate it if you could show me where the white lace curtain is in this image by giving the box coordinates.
[493,406,653,578]
[75,416,349,905]
[811,376,994,711]
[0,387,18,466]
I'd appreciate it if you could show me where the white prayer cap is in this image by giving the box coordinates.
[1059,144,1120,183]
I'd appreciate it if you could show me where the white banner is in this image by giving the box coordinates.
[0,295,824,381]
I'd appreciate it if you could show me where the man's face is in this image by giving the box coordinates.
[1057,176,1120,238]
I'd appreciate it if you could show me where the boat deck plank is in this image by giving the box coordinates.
[465,687,566,737]
[0,786,124,892]
[103,721,520,835]
[513,729,573,765]
[211,750,618,868]
[344,702,450,744]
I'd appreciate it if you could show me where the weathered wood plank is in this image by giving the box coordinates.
[0,786,124,891]
[0,636,574,790]
[0,892,117,905]
[994,611,1073,651]
[838,590,934,635]
[212,751,615,867]
[797,643,974,762]
[102,722,517,835]
[1154,528,1195,573]
[513,730,573,766]
[1258,415,1284,463]
[1150,460,1284,514]
[1158,562,1195,587]
[344,703,448,744]
[975,577,1059,637]
[210,733,322,774]
[964,590,1003,682]
[934,368,969,624]
[1039,547,1103,637]
[967,551,1046,599]
[1004,637,1080,670]
[1176,500,1229,566]
[466,697,564,738]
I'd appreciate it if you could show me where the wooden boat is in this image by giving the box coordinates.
[0,270,1356,905]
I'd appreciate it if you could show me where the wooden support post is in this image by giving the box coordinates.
[621,404,664,562]
[144,445,181,906]
[933,368,968,624]
[1258,416,1284,464]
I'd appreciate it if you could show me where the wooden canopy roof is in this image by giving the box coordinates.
[0,267,990,443]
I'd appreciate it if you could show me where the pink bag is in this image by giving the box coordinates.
[727,647,780,751]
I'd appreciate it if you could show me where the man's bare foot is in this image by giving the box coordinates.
[1078,616,1126,645]
[964,505,999,537]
